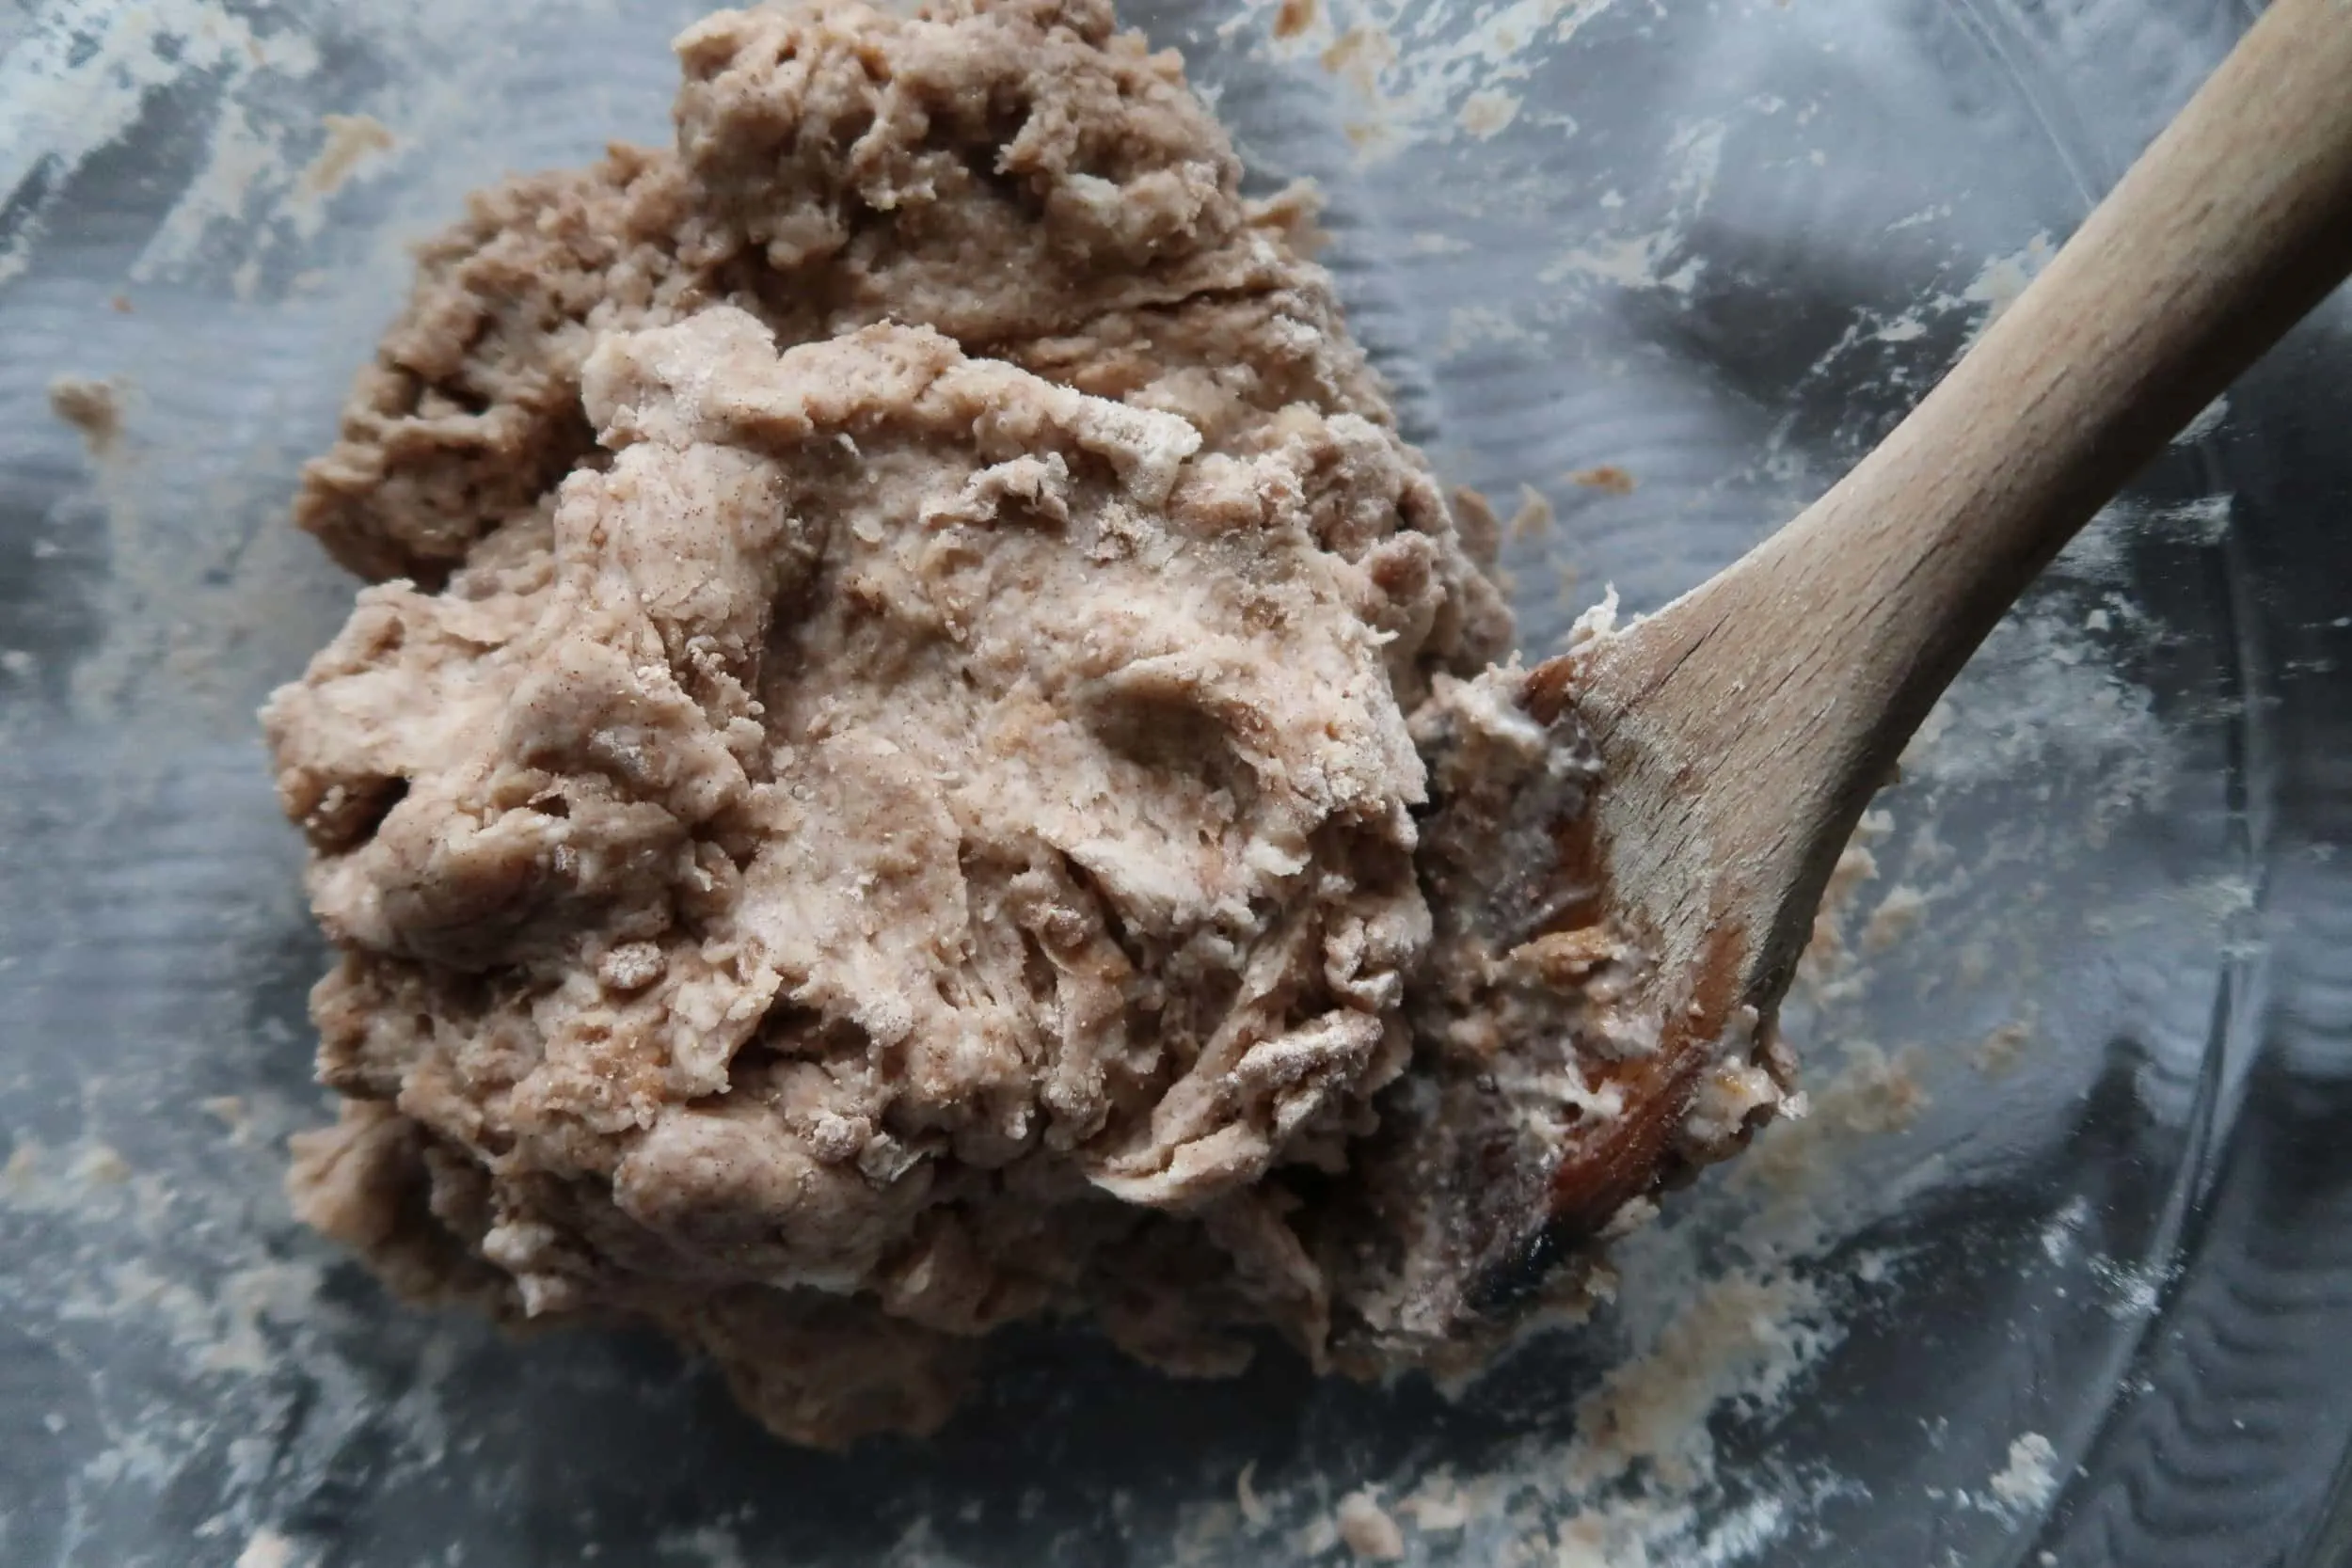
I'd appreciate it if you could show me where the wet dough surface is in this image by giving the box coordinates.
[268,0,1785,1447]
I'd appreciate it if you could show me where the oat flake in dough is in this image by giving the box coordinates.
[265,0,1785,1448]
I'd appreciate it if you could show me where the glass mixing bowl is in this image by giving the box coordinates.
[5,0,2350,1562]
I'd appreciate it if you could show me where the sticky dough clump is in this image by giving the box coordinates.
[267,0,1538,1448]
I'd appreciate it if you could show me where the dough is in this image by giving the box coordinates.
[267,0,1788,1448]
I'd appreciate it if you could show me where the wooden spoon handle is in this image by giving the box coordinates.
[1752,0,2352,751]
[1578,0,2352,1004]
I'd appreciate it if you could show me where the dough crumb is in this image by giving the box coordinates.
[1974,1020,2032,1076]
[298,113,398,200]
[74,1143,132,1185]
[1236,1460,1272,1527]
[1860,883,1928,953]
[1821,1042,1929,1136]
[49,375,123,453]
[1507,483,1554,539]
[1336,1490,1406,1560]
[1400,1477,1470,1532]
[1457,87,1521,140]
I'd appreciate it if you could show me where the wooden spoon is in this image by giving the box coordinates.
[1407,0,2352,1329]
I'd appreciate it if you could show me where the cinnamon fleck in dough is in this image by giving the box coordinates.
[267,0,1787,1449]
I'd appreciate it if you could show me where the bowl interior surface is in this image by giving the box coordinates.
[5,0,2352,1564]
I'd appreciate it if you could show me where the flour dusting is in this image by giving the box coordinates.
[1988,1433,2059,1513]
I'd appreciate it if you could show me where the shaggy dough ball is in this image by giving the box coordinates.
[268,0,1801,1448]
[270,0,1539,1448]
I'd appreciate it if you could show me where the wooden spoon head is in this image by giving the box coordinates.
[1323,634,1803,1367]
[1518,638,1808,1230]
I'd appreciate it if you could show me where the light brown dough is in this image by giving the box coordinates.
[269,0,1536,1448]
[270,0,1794,1447]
